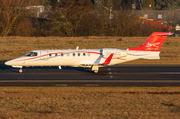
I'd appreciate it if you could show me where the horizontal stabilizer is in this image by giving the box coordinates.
[154,33,173,36]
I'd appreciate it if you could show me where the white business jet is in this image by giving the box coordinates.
[5,32,172,73]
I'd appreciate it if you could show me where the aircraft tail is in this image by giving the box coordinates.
[128,32,173,51]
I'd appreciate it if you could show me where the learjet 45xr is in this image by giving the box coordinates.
[5,32,172,73]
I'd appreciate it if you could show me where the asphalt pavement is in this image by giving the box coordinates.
[0,60,180,87]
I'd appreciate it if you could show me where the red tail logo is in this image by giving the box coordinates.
[128,32,172,51]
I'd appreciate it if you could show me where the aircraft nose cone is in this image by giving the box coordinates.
[5,61,11,66]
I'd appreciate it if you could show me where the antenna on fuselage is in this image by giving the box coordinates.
[76,46,79,50]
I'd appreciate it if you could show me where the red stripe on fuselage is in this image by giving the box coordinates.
[15,51,100,62]
[78,51,101,54]
[15,56,41,62]
[117,58,127,60]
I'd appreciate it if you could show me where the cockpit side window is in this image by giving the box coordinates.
[26,52,38,56]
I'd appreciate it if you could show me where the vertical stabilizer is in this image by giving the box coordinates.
[128,32,173,51]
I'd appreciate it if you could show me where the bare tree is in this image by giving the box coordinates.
[0,0,46,36]
[0,0,31,36]
[50,0,93,36]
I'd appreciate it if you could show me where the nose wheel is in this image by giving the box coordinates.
[19,68,23,73]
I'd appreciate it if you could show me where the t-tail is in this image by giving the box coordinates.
[128,32,173,51]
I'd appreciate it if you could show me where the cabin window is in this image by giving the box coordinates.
[49,53,52,57]
[26,52,38,56]
[83,53,86,56]
[61,53,63,56]
[73,53,75,56]
[55,53,57,56]
[78,53,80,56]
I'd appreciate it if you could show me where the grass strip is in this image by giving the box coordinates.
[0,87,179,118]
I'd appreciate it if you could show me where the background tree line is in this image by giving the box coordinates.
[0,0,178,37]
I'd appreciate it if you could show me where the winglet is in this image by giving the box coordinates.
[102,53,114,65]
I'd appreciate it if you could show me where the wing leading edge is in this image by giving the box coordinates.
[80,53,114,66]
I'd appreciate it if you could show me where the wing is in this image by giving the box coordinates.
[101,53,114,65]
[79,53,114,67]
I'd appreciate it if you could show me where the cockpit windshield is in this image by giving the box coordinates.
[25,52,38,56]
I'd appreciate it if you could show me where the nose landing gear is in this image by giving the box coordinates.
[12,66,23,73]
[19,68,23,73]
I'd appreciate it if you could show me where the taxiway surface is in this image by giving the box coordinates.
[0,61,180,86]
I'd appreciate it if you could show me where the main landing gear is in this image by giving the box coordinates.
[93,70,99,73]
[92,66,99,73]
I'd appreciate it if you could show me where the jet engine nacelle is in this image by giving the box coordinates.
[102,48,127,58]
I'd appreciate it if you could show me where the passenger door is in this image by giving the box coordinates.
[40,50,48,60]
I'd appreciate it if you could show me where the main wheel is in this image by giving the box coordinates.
[93,70,98,73]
